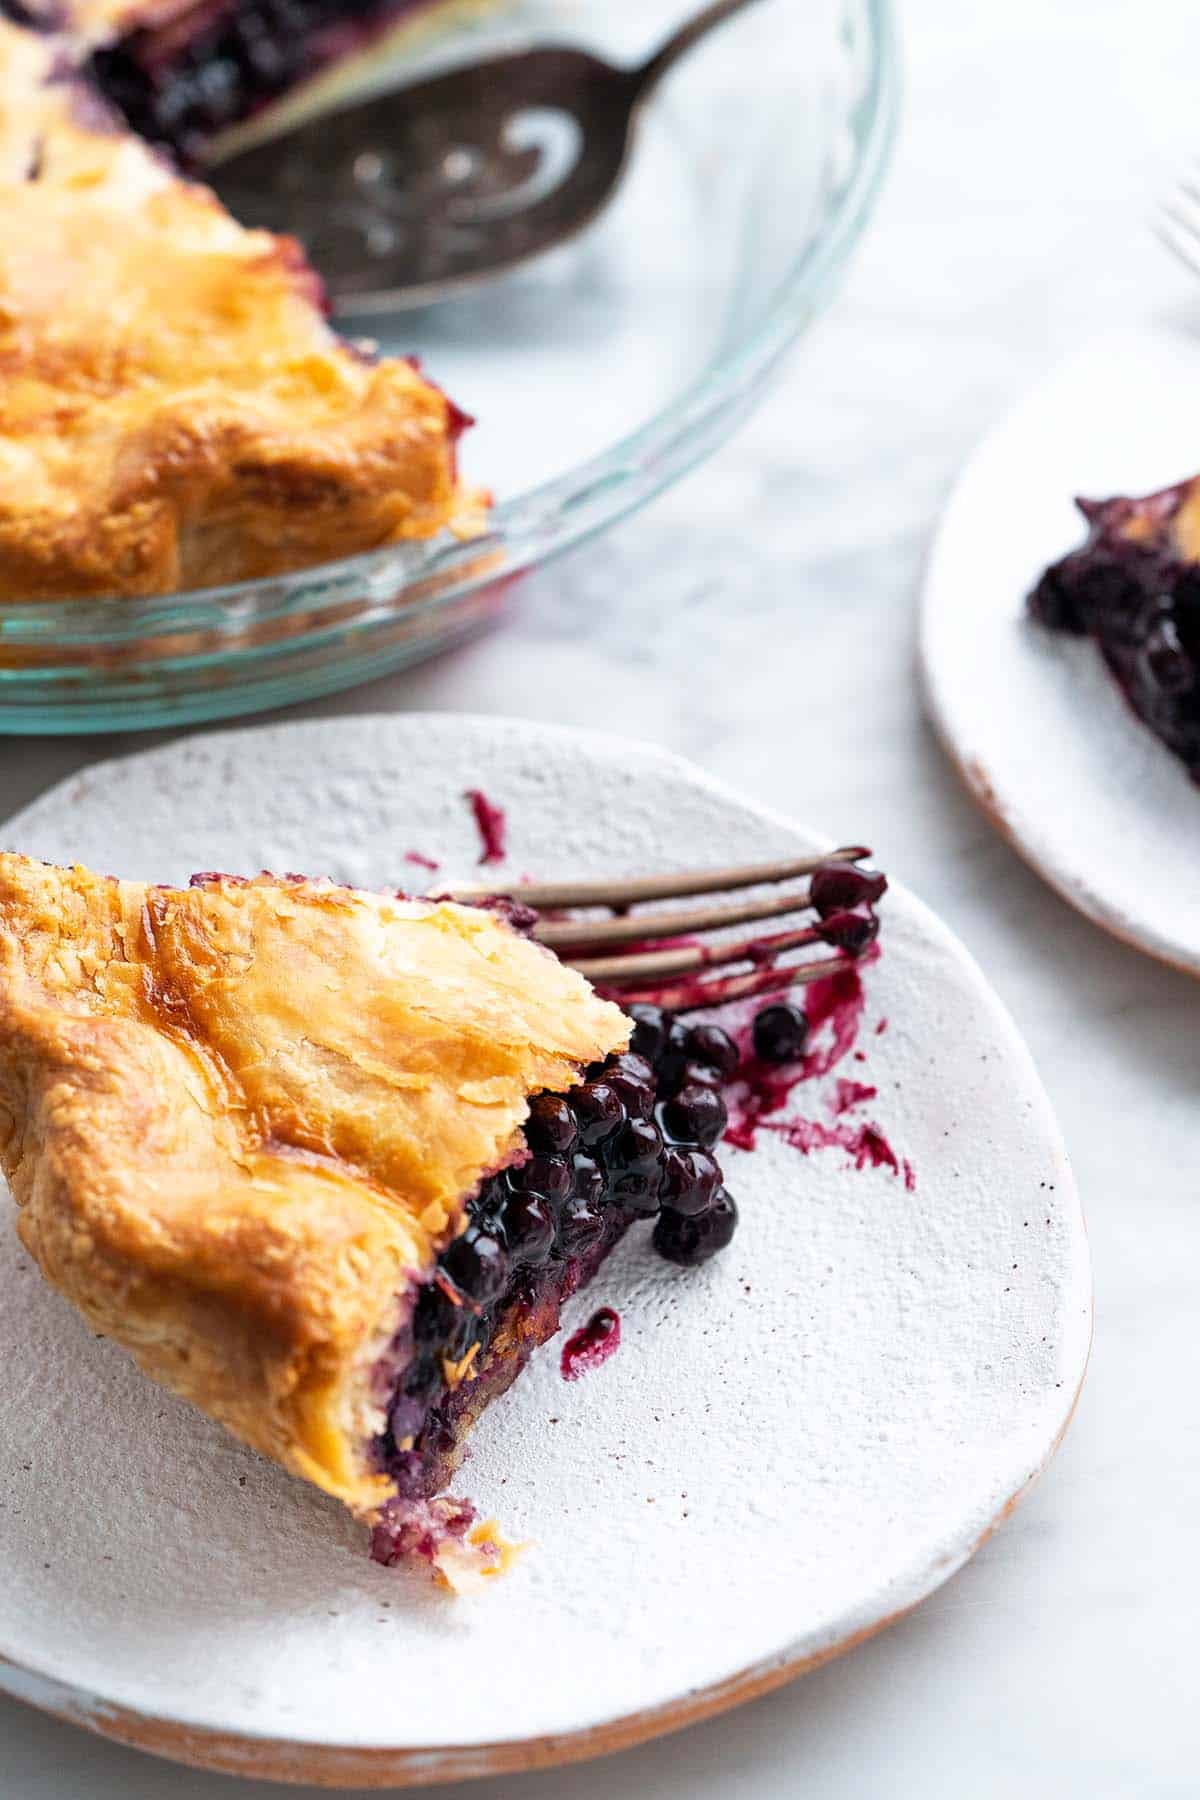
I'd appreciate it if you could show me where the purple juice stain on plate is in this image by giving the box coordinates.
[464,788,507,865]
[561,1307,621,1381]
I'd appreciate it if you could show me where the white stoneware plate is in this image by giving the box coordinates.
[0,715,1090,1786]
[920,325,1200,975]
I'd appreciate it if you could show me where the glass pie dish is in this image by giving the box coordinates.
[0,0,897,732]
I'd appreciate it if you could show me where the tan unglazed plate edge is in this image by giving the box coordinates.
[0,715,1092,1788]
[0,1399,1088,1789]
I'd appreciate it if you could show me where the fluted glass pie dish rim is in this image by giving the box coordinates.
[0,0,898,733]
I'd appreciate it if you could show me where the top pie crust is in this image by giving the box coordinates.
[0,18,478,601]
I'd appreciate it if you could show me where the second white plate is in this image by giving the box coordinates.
[921,325,1200,974]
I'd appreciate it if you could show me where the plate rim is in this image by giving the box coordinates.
[921,667,1200,981]
[0,713,1092,1786]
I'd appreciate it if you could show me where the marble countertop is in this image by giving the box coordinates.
[5,0,1200,1793]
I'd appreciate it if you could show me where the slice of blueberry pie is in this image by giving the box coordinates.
[0,15,478,601]
[0,855,739,1588]
[1028,478,1200,782]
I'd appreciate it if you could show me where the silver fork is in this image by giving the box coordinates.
[439,846,885,1011]
[1156,164,1200,276]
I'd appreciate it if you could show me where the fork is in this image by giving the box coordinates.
[210,0,762,313]
[1156,164,1200,276]
[438,846,885,1012]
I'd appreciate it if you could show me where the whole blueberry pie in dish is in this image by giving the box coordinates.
[0,14,480,602]
[0,855,739,1587]
[1028,478,1200,783]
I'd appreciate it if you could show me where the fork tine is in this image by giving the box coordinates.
[601,955,849,1014]
[567,922,818,982]
[1163,196,1200,240]
[1157,186,1200,276]
[1157,213,1200,278]
[437,846,870,910]
[534,886,818,949]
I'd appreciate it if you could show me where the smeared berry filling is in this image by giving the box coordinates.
[370,1026,742,1551]
[464,787,507,866]
[88,0,434,165]
[560,1305,620,1381]
[1028,479,1200,782]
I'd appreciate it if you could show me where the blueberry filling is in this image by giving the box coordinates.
[752,1001,810,1064]
[809,862,888,916]
[661,1080,727,1149]
[87,0,431,164]
[815,907,880,956]
[375,1021,741,1498]
[653,1187,738,1267]
[1028,480,1200,782]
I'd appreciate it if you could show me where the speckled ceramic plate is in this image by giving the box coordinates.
[0,716,1090,1787]
[920,325,1200,975]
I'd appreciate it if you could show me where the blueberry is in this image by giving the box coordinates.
[503,1193,555,1266]
[525,1092,579,1156]
[611,1171,660,1217]
[441,1226,507,1306]
[655,1019,692,1093]
[1139,618,1195,696]
[606,1051,656,1120]
[572,1080,624,1146]
[675,1059,724,1092]
[1075,560,1138,630]
[558,1196,606,1256]
[816,908,879,956]
[653,1188,739,1267]
[402,1353,441,1402]
[507,1154,572,1202]
[1175,568,1200,620]
[658,1147,721,1217]
[411,1284,453,1346]
[752,1002,809,1063]
[608,1115,664,1174]
[244,34,289,83]
[443,1305,481,1362]
[627,1003,669,1063]
[810,862,888,916]
[685,1022,739,1077]
[571,1154,605,1206]
[661,1082,727,1149]
[149,71,190,124]
[469,1173,508,1229]
[175,62,226,127]
[1027,567,1085,634]
[388,1392,427,1444]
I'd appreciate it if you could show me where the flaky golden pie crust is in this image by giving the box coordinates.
[0,19,479,602]
[0,854,627,1515]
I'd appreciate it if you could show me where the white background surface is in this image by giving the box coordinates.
[3,0,1199,1793]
